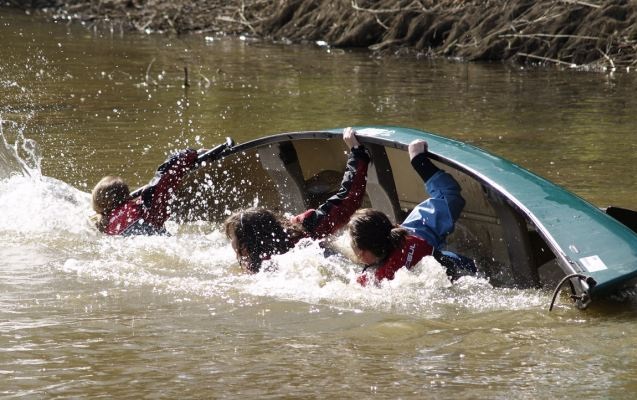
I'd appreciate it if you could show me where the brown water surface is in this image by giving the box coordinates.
[2,6,637,399]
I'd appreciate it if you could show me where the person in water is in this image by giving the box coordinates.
[224,127,370,272]
[349,139,477,286]
[91,148,198,235]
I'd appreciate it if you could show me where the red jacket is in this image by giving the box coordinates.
[104,149,198,235]
[357,234,433,286]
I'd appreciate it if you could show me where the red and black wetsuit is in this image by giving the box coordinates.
[357,153,476,286]
[104,149,198,236]
[290,145,370,240]
[364,235,433,283]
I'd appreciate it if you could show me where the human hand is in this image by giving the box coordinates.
[408,140,428,161]
[343,127,361,149]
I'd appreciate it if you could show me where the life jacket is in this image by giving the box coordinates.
[357,234,433,286]
[104,198,167,236]
[373,234,433,281]
[357,236,477,286]
[101,149,197,236]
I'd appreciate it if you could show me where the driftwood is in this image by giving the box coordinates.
[15,0,637,71]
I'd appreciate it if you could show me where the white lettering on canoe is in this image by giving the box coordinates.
[579,255,608,272]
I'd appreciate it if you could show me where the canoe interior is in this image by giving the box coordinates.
[173,129,637,306]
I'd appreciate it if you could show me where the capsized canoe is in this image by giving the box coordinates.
[174,126,637,309]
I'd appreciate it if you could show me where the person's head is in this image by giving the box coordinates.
[348,208,407,265]
[224,207,298,273]
[92,176,131,231]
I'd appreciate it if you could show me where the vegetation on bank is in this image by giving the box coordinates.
[9,0,637,71]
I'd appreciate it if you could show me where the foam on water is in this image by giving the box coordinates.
[1,123,546,316]
[0,174,94,236]
[56,222,545,317]
[242,238,546,316]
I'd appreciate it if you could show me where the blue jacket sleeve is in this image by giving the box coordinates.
[401,164,465,249]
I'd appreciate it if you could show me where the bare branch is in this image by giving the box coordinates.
[597,48,615,70]
[351,0,422,14]
[559,0,601,9]
[500,33,600,40]
[516,52,577,67]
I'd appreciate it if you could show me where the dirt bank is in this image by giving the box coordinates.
[11,0,637,71]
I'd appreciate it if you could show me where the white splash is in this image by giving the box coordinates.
[52,219,547,316]
[0,119,94,236]
[60,230,240,297]
[235,235,545,316]
[0,174,93,235]
[0,117,39,179]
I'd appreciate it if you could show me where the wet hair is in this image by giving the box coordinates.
[348,208,408,262]
[224,207,305,273]
[92,176,131,232]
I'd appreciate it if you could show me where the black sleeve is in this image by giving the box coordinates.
[410,152,440,183]
[300,145,370,237]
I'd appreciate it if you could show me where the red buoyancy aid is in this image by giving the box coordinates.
[103,149,198,236]
[358,234,434,286]
[104,198,144,235]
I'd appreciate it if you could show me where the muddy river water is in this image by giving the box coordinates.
[2,7,637,399]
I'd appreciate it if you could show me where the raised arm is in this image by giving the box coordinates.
[140,148,198,227]
[401,140,465,248]
[291,127,370,238]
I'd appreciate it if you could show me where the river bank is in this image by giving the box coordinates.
[8,0,637,71]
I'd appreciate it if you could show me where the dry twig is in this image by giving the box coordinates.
[500,33,600,40]
[559,0,601,9]
[516,52,576,67]
[351,0,423,14]
[597,48,616,70]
